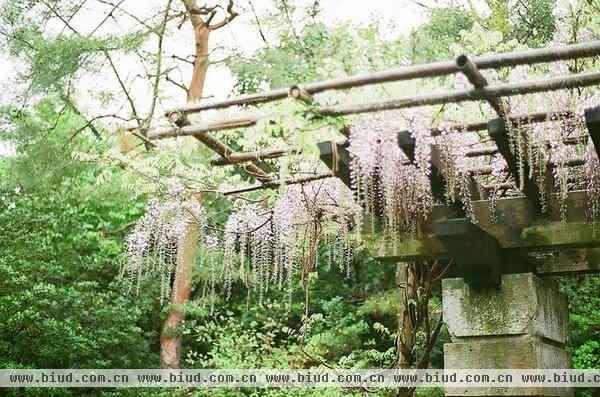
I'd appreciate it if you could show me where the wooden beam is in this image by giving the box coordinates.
[166,41,600,115]
[317,140,352,187]
[317,71,600,116]
[221,172,333,195]
[468,156,585,176]
[584,106,600,159]
[487,118,543,212]
[210,147,299,166]
[465,135,587,158]
[536,248,600,274]
[362,191,600,263]
[395,132,450,203]
[456,54,509,117]
[148,118,258,139]
[430,145,450,203]
[397,130,416,161]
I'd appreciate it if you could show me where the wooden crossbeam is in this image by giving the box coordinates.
[535,248,600,274]
[397,130,416,161]
[396,131,449,203]
[317,71,600,116]
[149,117,258,139]
[429,146,450,202]
[362,191,600,266]
[456,54,509,117]
[191,133,272,183]
[166,41,600,116]
[221,172,333,195]
[210,147,299,166]
[317,140,351,187]
[487,118,545,211]
[584,106,600,159]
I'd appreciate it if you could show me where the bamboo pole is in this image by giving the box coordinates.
[429,110,575,135]
[289,85,313,104]
[150,108,576,142]
[190,130,272,183]
[317,71,600,116]
[165,41,600,116]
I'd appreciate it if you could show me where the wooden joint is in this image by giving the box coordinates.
[456,54,508,116]
[487,118,544,212]
[168,111,190,127]
[289,85,313,104]
[397,130,416,162]
[434,218,502,287]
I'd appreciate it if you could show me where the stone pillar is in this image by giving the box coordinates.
[442,273,571,396]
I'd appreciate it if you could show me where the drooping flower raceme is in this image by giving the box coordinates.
[222,178,361,306]
[347,112,433,241]
[122,184,204,303]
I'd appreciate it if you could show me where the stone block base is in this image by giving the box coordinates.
[444,336,572,396]
[442,273,568,343]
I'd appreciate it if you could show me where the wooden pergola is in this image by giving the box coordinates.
[146,40,600,396]
[148,41,600,281]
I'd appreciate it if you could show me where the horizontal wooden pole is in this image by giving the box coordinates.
[149,108,577,144]
[211,147,299,166]
[166,41,600,115]
[221,173,333,195]
[317,71,600,116]
[362,191,600,263]
[148,118,258,139]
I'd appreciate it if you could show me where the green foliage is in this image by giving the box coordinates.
[485,0,556,48]
[410,7,475,62]
[0,103,159,375]
[560,275,600,369]
[1,0,148,95]
[227,19,407,93]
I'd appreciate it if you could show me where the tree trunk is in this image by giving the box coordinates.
[395,262,417,397]
[159,222,199,369]
[188,25,210,102]
[159,0,236,368]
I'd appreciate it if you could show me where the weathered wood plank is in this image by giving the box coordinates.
[396,131,447,202]
[488,118,544,211]
[363,191,600,266]
[536,248,600,274]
